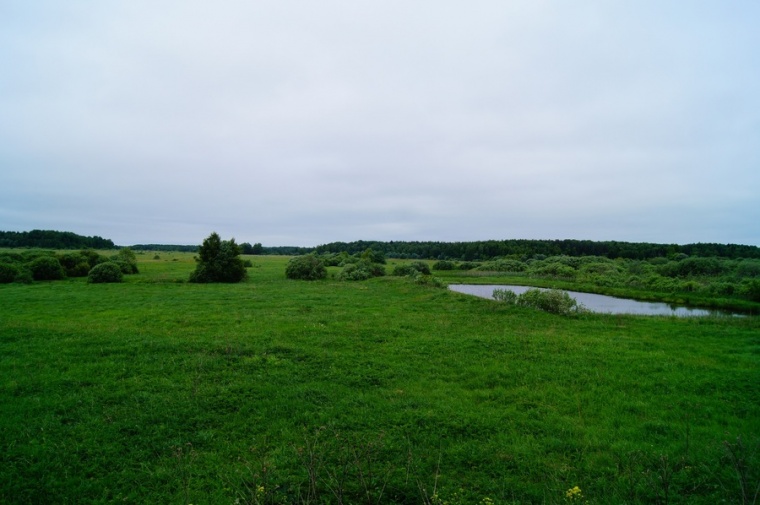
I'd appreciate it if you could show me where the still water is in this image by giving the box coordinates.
[449,284,740,317]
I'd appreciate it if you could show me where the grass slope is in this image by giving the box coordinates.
[1,253,758,504]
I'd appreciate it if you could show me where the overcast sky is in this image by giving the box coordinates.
[1,1,758,247]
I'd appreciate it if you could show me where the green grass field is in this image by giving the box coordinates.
[1,253,758,504]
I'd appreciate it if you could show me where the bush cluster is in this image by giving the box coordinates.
[390,260,446,287]
[316,252,349,267]
[432,260,455,270]
[284,248,390,282]
[0,262,19,283]
[461,254,760,305]
[58,252,94,277]
[492,288,518,304]
[337,260,385,281]
[0,248,127,284]
[88,262,124,283]
[29,255,66,280]
[392,261,430,276]
[529,262,577,279]
[408,270,445,287]
[360,248,386,264]
[189,233,247,283]
[286,254,327,280]
[475,259,526,272]
[311,248,387,281]
[493,288,585,316]
[432,260,481,271]
[112,248,139,274]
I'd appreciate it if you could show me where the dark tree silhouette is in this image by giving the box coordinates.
[189,232,247,283]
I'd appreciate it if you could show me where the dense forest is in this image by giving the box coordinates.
[314,239,760,261]
[130,244,199,252]
[0,230,115,249]
[3,231,759,261]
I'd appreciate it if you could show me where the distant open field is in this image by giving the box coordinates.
[1,252,758,504]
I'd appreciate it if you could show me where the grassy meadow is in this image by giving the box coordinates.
[1,252,759,504]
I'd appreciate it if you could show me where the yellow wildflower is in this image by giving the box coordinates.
[565,486,583,501]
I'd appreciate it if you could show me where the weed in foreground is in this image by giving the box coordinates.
[721,436,760,505]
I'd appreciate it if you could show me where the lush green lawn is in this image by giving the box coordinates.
[1,253,758,504]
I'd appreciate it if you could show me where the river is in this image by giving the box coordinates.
[448,284,741,316]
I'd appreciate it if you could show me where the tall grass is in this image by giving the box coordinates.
[0,253,758,503]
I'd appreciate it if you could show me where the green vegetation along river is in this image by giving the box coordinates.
[449,284,745,316]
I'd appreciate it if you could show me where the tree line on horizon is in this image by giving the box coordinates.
[313,239,760,261]
[3,230,759,261]
[0,230,115,250]
[112,240,760,260]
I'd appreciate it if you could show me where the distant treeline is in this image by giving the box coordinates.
[130,244,199,252]
[4,231,759,261]
[130,243,308,255]
[314,239,760,261]
[260,246,312,256]
[0,230,115,250]
[130,243,294,254]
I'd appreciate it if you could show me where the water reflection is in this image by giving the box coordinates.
[449,284,740,317]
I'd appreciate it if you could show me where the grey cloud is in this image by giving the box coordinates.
[1,1,759,246]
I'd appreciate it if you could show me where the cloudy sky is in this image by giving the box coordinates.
[1,1,758,247]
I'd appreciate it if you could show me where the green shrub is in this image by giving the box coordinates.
[492,288,518,303]
[88,262,123,283]
[392,261,430,276]
[113,261,135,275]
[707,282,736,296]
[70,262,91,277]
[392,264,416,276]
[13,268,33,284]
[28,255,65,280]
[658,257,726,278]
[491,288,584,314]
[739,279,760,302]
[338,256,358,266]
[367,262,386,277]
[458,261,480,270]
[579,261,625,286]
[0,263,19,283]
[579,261,621,276]
[79,249,110,269]
[112,248,139,274]
[338,260,385,281]
[412,261,431,274]
[338,263,371,281]
[408,271,445,287]
[189,233,247,283]
[360,248,386,264]
[736,260,760,278]
[319,252,347,267]
[58,252,86,276]
[432,260,455,271]
[626,260,654,276]
[646,275,685,293]
[529,262,577,279]
[21,250,55,263]
[544,255,584,268]
[476,259,525,272]
[0,252,23,264]
[57,252,93,277]
[285,255,327,280]
[515,288,585,315]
